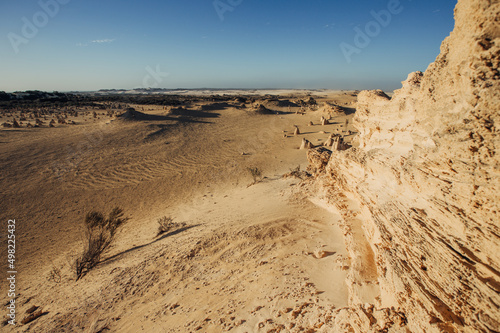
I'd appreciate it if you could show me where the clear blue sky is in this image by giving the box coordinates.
[0,0,456,92]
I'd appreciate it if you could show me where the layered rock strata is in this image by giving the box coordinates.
[307,0,499,331]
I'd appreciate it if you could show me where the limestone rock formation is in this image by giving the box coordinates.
[267,99,298,108]
[321,116,329,126]
[294,126,301,136]
[306,147,331,175]
[321,102,345,115]
[306,0,500,332]
[323,133,336,147]
[331,135,348,151]
[306,96,317,105]
[300,138,313,150]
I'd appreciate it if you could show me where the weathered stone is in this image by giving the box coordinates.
[308,1,500,331]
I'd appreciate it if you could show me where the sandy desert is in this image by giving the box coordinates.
[1,0,499,332]
[1,92,365,332]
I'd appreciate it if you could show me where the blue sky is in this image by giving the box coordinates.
[0,0,456,92]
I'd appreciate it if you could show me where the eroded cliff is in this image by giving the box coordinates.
[308,0,499,331]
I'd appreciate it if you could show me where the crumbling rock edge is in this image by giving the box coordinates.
[305,0,499,332]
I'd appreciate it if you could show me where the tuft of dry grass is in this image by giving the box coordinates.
[47,264,62,283]
[247,166,263,185]
[156,216,186,237]
[283,165,310,180]
[85,317,111,333]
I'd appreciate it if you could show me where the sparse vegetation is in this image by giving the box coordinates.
[247,166,263,185]
[156,216,184,236]
[283,165,311,180]
[86,317,111,333]
[47,264,62,283]
[75,207,128,280]
[157,216,172,235]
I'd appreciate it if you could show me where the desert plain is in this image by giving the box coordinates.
[1,90,363,332]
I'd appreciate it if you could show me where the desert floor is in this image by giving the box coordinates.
[1,90,362,332]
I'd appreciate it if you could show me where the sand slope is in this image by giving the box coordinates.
[0,92,359,331]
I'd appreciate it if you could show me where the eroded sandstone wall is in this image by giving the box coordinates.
[309,0,499,331]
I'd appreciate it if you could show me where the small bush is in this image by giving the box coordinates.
[47,264,62,283]
[156,216,186,237]
[283,165,311,180]
[157,216,174,236]
[247,166,263,184]
[75,207,128,280]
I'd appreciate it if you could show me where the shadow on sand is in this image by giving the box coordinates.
[342,107,356,115]
[169,107,220,118]
[100,224,200,266]
[119,107,221,121]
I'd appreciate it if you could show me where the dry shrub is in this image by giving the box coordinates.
[283,165,310,180]
[85,317,111,333]
[247,166,263,184]
[75,207,128,280]
[47,264,62,283]
[156,216,186,237]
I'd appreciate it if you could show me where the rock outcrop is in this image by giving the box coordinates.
[321,116,330,126]
[294,126,301,136]
[307,0,499,332]
[300,138,314,150]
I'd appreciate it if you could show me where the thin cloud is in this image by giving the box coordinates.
[77,39,115,47]
[91,39,115,44]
